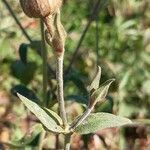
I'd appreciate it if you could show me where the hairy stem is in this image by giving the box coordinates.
[70,108,92,131]
[56,54,68,127]
[55,134,59,149]
[40,20,48,106]
[38,130,46,150]
[38,20,48,150]
[65,134,72,150]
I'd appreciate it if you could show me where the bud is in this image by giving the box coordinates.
[20,0,62,18]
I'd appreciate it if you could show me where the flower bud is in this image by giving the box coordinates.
[20,0,62,18]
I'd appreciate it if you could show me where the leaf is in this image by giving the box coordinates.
[90,79,115,106]
[87,66,101,91]
[43,108,63,126]
[17,93,64,133]
[11,84,39,103]
[75,113,132,134]
[19,43,29,64]
[11,60,37,85]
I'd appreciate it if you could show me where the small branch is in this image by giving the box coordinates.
[95,16,100,66]
[70,108,92,131]
[55,134,59,149]
[38,20,48,150]
[65,134,72,150]
[2,0,32,43]
[56,54,68,127]
[40,20,48,106]
[38,130,46,150]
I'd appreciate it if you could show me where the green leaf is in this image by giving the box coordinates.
[17,93,64,133]
[11,60,37,85]
[11,84,39,103]
[87,66,101,91]
[43,108,63,126]
[91,79,115,102]
[19,43,29,64]
[75,113,132,134]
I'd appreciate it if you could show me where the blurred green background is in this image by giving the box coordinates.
[0,0,150,149]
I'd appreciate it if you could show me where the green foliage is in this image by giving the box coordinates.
[19,43,29,64]
[43,108,63,126]
[17,93,64,133]
[87,66,101,91]
[90,79,115,105]
[11,84,39,102]
[11,60,37,85]
[75,113,132,134]
[0,0,149,149]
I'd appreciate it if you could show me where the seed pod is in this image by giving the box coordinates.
[20,0,62,18]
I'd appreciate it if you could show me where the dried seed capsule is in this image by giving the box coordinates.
[20,0,62,18]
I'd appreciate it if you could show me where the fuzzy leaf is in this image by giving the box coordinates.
[87,66,101,91]
[90,79,115,105]
[43,108,63,126]
[11,84,39,103]
[17,93,64,133]
[75,113,132,134]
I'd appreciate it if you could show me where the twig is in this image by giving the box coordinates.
[96,16,100,66]
[2,0,32,43]
[55,134,59,149]
[56,54,68,127]
[40,20,48,106]
[38,20,48,150]
[70,108,92,130]
[65,134,72,150]
[38,130,46,150]
[65,0,103,74]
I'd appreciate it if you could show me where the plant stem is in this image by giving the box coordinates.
[65,134,72,150]
[40,20,48,106]
[55,134,59,149]
[38,20,48,150]
[56,54,68,127]
[38,130,46,150]
[95,16,100,66]
[70,108,92,130]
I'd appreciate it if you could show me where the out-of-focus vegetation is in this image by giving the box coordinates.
[0,0,150,149]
